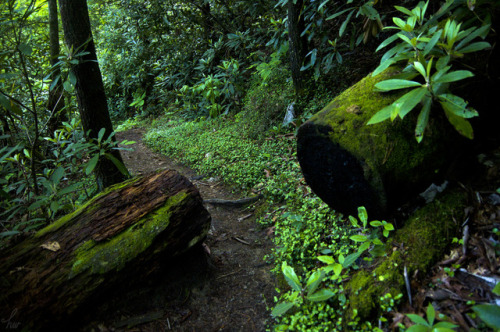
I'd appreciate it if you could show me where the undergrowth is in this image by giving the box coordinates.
[143,115,386,331]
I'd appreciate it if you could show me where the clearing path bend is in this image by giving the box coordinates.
[84,128,275,331]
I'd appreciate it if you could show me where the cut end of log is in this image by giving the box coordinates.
[297,123,385,217]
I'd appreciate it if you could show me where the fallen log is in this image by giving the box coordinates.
[0,169,211,330]
[297,67,461,217]
[344,188,467,323]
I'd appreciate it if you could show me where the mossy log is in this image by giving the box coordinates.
[344,189,467,322]
[297,68,459,217]
[0,169,211,330]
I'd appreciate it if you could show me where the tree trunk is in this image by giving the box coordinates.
[297,67,462,218]
[288,0,308,96]
[0,170,211,331]
[46,0,66,134]
[58,0,126,190]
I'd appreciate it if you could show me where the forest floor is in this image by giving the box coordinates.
[83,128,276,331]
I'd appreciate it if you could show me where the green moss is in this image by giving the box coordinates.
[35,176,143,238]
[346,251,404,320]
[345,189,466,322]
[395,189,466,272]
[306,67,451,209]
[69,191,188,278]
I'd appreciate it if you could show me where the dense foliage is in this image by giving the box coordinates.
[1,0,499,330]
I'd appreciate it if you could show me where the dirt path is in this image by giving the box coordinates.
[84,129,275,331]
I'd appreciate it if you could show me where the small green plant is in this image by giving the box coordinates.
[271,262,335,317]
[368,1,492,142]
[405,303,458,331]
[129,90,146,113]
[470,282,500,330]
[348,206,395,258]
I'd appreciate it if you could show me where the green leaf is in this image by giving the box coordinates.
[492,282,500,296]
[455,24,490,50]
[357,206,368,226]
[306,289,335,302]
[326,8,353,21]
[434,70,473,84]
[393,17,406,29]
[105,153,130,177]
[384,223,395,231]
[339,10,354,37]
[406,325,430,332]
[370,220,383,227]
[375,79,422,92]
[317,255,335,265]
[348,215,359,227]
[432,321,458,329]
[436,56,450,70]
[68,71,77,86]
[58,183,80,196]
[50,166,65,185]
[439,94,478,118]
[457,41,490,54]
[63,80,73,92]
[271,302,295,317]
[372,59,396,77]
[18,43,32,56]
[358,241,371,253]
[367,105,394,125]
[443,109,474,139]
[350,235,368,242]
[342,251,361,268]
[406,314,430,326]
[413,61,427,78]
[86,154,99,175]
[0,230,21,237]
[397,87,427,119]
[394,5,414,17]
[333,263,343,276]
[375,34,399,52]
[423,30,442,55]
[426,303,435,325]
[282,262,302,292]
[471,304,500,330]
[306,270,324,295]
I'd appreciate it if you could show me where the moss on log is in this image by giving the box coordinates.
[0,169,211,330]
[344,189,467,322]
[297,68,459,217]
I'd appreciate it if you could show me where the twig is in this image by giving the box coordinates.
[233,236,250,245]
[238,214,253,222]
[216,269,242,280]
[404,265,412,306]
[203,194,263,207]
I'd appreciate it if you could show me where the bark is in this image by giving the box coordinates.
[46,0,66,134]
[58,0,127,190]
[0,170,211,331]
[296,68,462,218]
[288,0,308,96]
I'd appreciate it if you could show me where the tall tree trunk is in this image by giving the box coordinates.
[288,0,308,96]
[58,0,127,190]
[47,0,66,134]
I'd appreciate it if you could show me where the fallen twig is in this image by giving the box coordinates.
[233,236,250,245]
[203,194,263,207]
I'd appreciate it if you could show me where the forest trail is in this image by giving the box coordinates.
[85,128,275,331]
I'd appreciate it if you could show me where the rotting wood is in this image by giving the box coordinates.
[0,169,211,331]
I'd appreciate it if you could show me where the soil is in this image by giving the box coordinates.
[82,128,276,332]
